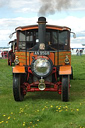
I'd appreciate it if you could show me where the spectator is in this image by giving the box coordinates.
[80,49,83,56]
[76,49,79,56]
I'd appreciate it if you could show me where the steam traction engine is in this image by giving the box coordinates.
[13,17,73,102]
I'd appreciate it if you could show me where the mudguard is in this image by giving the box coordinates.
[13,66,25,73]
[59,65,71,75]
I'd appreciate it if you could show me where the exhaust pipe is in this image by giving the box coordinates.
[37,17,47,50]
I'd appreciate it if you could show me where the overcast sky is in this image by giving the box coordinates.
[0,0,85,48]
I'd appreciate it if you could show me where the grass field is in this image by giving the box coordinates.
[0,55,85,128]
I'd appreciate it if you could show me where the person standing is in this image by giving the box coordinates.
[76,49,79,56]
[80,49,83,56]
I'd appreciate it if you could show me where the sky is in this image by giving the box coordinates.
[0,0,85,48]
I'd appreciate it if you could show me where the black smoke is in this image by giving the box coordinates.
[38,0,72,16]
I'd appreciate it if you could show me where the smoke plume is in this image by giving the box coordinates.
[38,0,72,16]
[0,0,9,7]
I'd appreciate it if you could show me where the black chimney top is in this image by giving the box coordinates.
[37,17,47,23]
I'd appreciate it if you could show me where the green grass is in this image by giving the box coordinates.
[0,56,85,128]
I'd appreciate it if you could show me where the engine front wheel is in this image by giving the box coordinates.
[13,74,24,101]
[61,75,69,102]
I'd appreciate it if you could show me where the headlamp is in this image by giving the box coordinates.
[14,56,19,65]
[31,56,53,77]
[64,55,70,65]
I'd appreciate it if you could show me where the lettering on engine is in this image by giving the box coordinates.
[34,51,50,55]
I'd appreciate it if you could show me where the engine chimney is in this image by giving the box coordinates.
[37,17,47,50]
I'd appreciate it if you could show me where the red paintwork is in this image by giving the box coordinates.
[35,56,49,60]
[22,81,62,95]
[21,67,62,95]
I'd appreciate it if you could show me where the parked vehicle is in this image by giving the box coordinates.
[1,51,8,58]
[8,39,17,66]
[12,17,74,102]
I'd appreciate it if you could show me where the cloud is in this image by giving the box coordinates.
[0,0,85,48]
[16,8,38,13]
[0,17,38,47]
[0,29,12,47]
[0,0,40,14]
[0,0,9,7]
[47,16,85,33]
[0,0,85,14]
[0,30,11,40]
[9,0,40,14]
[0,16,85,47]
[9,0,33,9]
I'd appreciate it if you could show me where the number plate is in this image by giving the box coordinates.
[34,51,50,55]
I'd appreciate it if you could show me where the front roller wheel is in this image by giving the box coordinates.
[61,75,69,102]
[13,74,24,101]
